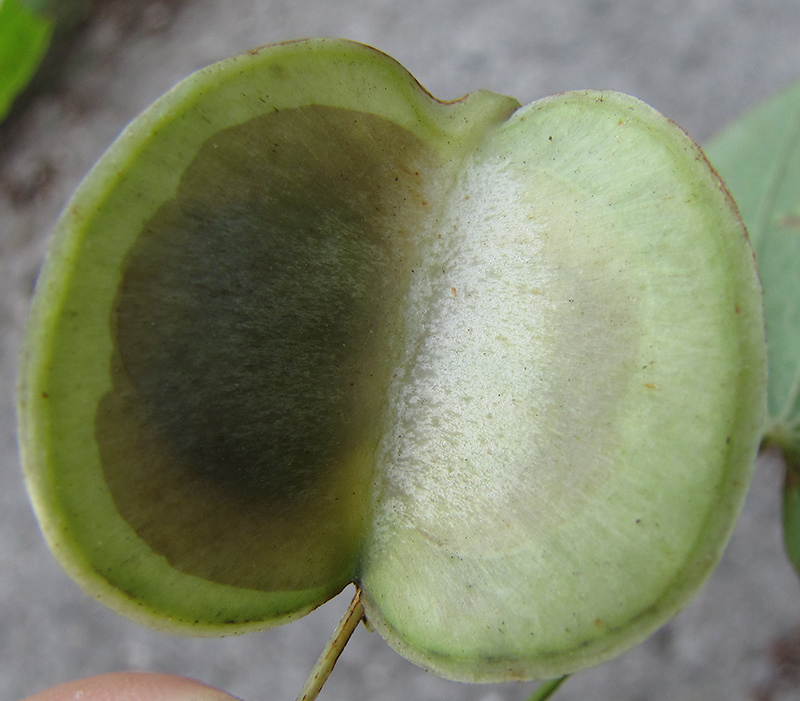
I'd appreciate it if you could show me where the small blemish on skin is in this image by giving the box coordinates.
[644,382,658,390]
[779,214,800,230]
[450,287,457,298]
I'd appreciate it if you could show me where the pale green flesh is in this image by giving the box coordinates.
[357,93,765,680]
[18,39,765,679]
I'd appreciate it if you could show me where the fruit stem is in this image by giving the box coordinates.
[294,587,365,701]
[524,675,569,701]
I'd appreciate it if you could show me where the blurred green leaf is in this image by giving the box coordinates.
[706,80,800,573]
[783,457,800,576]
[706,82,800,458]
[0,0,53,121]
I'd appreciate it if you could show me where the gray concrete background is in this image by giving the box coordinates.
[2,1,800,700]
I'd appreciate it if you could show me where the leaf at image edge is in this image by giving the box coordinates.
[783,456,800,577]
[705,80,800,461]
[0,0,54,122]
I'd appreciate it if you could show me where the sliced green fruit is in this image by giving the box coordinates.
[18,38,766,681]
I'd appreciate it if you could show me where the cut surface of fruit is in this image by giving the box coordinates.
[18,38,765,681]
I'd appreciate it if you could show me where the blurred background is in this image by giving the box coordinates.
[1,1,799,700]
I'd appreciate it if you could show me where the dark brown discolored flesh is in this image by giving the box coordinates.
[94,105,437,591]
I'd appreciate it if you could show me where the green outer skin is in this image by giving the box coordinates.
[17,38,518,635]
[0,0,53,120]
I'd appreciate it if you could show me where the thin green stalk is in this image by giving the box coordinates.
[524,675,569,701]
[295,588,365,701]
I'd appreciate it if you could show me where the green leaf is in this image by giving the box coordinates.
[706,80,800,459]
[0,0,54,121]
[705,80,800,575]
[783,456,800,576]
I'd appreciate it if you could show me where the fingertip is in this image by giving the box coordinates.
[21,671,240,701]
